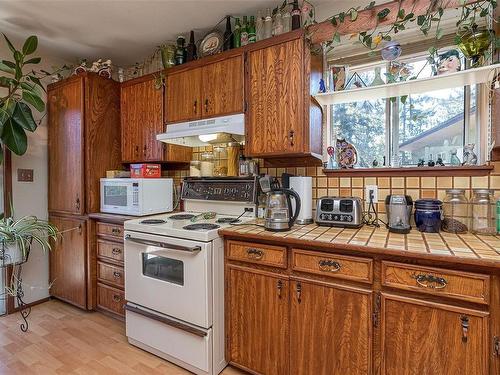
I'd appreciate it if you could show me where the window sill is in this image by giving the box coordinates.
[322,165,493,177]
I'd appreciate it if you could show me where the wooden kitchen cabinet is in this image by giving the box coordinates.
[245,32,323,164]
[165,53,244,124]
[227,265,289,375]
[121,76,192,163]
[381,293,489,375]
[49,215,88,309]
[290,280,372,375]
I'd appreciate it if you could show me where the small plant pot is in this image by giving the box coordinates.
[457,28,493,67]
[0,242,26,266]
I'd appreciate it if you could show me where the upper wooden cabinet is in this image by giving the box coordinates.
[381,293,489,375]
[245,32,323,163]
[165,54,244,124]
[121,76,192,163]
[48,73,121,215]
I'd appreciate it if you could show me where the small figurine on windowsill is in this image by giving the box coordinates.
[417,158,425,167]
[450,149,461,166]
[427,156,435,167]
[372,159,379,167]
[462,143,478,166]
[319,79,326,93]
[436,157,445,166]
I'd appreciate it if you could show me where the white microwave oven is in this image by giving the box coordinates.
[100,178,174,216]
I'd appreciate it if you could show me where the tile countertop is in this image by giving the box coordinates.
[219,222,500,270]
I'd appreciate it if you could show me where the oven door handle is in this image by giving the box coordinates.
[125,235,201,253]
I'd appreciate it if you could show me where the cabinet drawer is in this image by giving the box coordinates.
[291,249,373,284]
[97,239,124,263]
[226,240,287,268]
[382,261,490,304]
[98,261,125,288]
[97,283,125,316]
[96,222,123,239]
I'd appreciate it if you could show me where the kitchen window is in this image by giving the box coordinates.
[329,51,484,167]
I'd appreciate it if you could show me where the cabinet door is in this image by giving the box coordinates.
[121,82,142,162]
[165,68,202,123]
[48,79,85,214]
[49,215,87,309]
[202,55,244,117]
[290,280,372,375]
[246,38,304,156]
[227,266,289,375]
[381,294,489,375]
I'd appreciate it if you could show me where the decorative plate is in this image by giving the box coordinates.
[199,32,223,57]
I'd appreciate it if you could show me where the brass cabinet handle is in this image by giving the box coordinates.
[113,271,122,279]
[112,248,122,255]
[143,145,147,156]
[75,197,81,211]
[289,130,295,146]
[246,248,264,260]
[135,145,139,155]
[461,315,469,343]
[204,99,209,113]
[113,294,122,302]
[111,228,122,235]
[296,282,302,303]
[277,280,283,298]
[412,273,448,289]
[318,259,341,273]
[193,100,198,114]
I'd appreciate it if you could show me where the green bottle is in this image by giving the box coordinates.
[241,16,249,46]
[233,18,241,48]
[248,16,256,43]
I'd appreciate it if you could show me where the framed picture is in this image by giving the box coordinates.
[329,65,349,91]
[345,72,367,90]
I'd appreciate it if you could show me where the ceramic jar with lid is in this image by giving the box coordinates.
[441,189,469,233]
[414,199,443,233]
[471,189,496,235]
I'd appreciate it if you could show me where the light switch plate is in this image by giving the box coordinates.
[17,169,34,182]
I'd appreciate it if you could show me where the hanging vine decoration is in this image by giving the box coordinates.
[321,0,499,63]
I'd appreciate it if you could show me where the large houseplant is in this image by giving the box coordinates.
[0,215,58,267]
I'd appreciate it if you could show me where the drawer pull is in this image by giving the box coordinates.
[413,273,448,289]
[461,315,469,343]
[296,282,302,303]
[318,259,341,273]
[277,280,283,298]
[246,248,264,260]
[112,248,122,255]
[113,271,122,279]
[111,228,122,235]
[113,294,122,302]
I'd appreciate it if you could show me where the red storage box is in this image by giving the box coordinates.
[130,163,161,178]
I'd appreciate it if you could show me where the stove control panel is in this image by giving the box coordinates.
[181,177,258,203]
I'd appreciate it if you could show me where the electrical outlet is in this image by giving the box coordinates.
[17,168,34,182]
[365,185,378,203]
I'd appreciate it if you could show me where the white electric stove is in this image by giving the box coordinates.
[124,177,258,375]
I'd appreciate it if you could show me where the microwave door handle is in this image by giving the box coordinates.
[125,235,201,253]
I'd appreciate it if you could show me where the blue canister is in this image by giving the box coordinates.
[414,199,443,233]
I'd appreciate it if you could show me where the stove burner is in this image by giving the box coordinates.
[183,223,220,231]
[169,214,196,220]
[140,219,167,225]
[216,217,241,224]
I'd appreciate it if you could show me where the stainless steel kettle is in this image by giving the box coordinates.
[264,188,301,232]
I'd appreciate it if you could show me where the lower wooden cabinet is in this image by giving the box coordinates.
[290,280,372,375]
[49,215,88,309]
[381,293,489,375]
[227,265,289,375]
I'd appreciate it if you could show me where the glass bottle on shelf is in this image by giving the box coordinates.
[264,8,273,39]
[186,31,197,62]
[370,67,385,86]
[233,18,242,48]
[272,12,283,36]
[223,16,233,51]
[248,16,256,43]
[256,10,264,41]
[174,36,186,65]
[282,10,291,33]
[240,16,249,46]
[471,189,496,235]
[291,0,301,30]
[442,189,469,233]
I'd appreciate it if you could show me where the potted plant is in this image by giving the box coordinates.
[0,215,58,267]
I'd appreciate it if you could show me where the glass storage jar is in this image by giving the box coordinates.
[200,152,214,177]
[471,189,496,235]
[189,161,201,177]
[414,199,443,233]
[441,189,469,234]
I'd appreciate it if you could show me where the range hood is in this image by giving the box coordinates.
[156,113,245,147]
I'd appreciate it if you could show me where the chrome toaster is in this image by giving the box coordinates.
[315,197,363,228]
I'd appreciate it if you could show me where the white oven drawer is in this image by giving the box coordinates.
[126,303,212,375]
[124,230,212,328]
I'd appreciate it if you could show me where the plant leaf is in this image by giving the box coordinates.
[2,33,16,54]
[0,61,15,75]
[13,51,22,64]
[22,36,38,55]
[2,118,27,155]
[417,15,426,26]
[350,9,358,21]
[12,102,37,132]
[2,60,15,69]
[0,99,15,134]
[24,57,41,65]
[27,75,46,93]
[22,90,45,112]
[377,8,390,20]
[436,28,444,39]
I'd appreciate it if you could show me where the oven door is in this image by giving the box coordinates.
[124,230,212,328]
